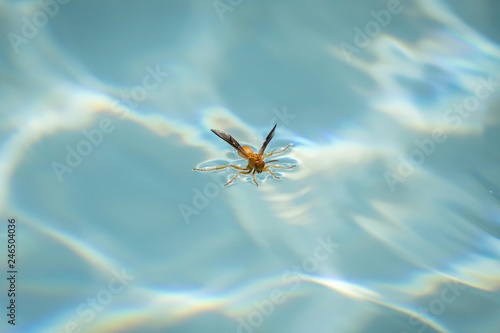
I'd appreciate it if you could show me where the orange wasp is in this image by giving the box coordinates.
[193,124,296,186]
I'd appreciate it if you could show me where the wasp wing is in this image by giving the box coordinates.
[259,123,277,155]
[211,129,248,158]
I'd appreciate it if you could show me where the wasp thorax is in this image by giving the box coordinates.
[242,146,254,154]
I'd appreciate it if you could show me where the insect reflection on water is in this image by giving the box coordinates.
[193,124,297,187]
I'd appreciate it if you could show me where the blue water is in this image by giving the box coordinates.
[1,1,499,332]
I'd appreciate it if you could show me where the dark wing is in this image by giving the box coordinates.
[211,129,248,158]
[259,123,277,155]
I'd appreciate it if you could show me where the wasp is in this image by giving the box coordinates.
[193,124,297,186]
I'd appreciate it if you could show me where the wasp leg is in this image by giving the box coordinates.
[267,169,280,180]
[264,144,292,158]
[251,169,259,187]
[264,164,297,182]
[269,163,297,170]
[226,169,251,186]
[193,164,246,172]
